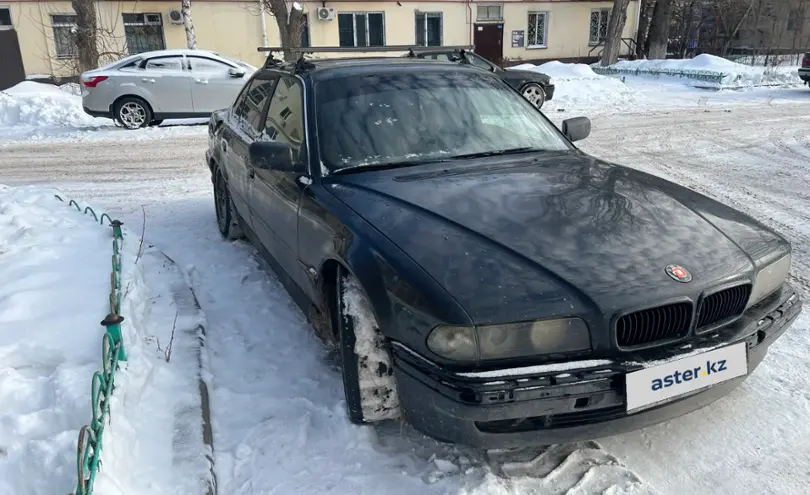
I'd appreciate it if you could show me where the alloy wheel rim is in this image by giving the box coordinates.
[120,102,146,128]
[522,86,545,108]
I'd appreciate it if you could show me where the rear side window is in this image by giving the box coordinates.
[233,76,277,134]
[144,56,184,71]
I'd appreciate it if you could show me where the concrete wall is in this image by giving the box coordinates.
[6,0,639,76]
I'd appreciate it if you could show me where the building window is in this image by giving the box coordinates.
[51,14,77,58]
[415,12,442,46]
[476,5,502,22]
[0,8,12,27]
[300,13,310,47]
[123,13,165,54]
[788,9,802,31]
[527,12,548,48]
[589,8,610,45]
[338,12,384,47]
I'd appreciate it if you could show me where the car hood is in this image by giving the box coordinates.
[327,152,787,324]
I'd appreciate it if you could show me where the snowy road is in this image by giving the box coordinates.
[2,100,809,494]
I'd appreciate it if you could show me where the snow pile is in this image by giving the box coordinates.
[0,186,210,495]
[508,61,641,114]
[608,54,801,87]
[0,81,108,129]
[0,186,115,494]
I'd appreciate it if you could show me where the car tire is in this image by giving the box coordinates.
[335,266,401,424]
[521,83,546,109]
[113,96,152,130]
[213,169,245,240]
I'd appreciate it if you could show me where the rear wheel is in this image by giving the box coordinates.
[335,267,400,424]
[521,83,546,109]
[113,96,152,129]
[213,169,245,240]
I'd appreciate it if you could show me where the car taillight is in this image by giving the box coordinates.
[82,76,108,88]
[803,57,810,67]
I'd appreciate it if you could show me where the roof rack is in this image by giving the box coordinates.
[257,45,475,73]
[257,45,473,55]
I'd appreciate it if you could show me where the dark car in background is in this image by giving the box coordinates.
[800,53,809,86]
[205,47,801,449]
[409,48,554,109]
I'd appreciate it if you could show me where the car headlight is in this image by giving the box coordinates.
[749,253,791,306]
[427,317,591,362]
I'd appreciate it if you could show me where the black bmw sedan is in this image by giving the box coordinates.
[206,51,802,449]
[408,48,554,109]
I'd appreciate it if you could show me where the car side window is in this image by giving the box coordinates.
[467,53,493,70]
[233,76,278,134]
[262,75,306,170]
[189,56,231,74]
[144,56,184,71]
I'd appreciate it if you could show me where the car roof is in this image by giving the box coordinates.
[131,48,220,59]
[264,57,486,82]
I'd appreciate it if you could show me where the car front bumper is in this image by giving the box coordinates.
[544,84,555,101]
[391,285,802,449]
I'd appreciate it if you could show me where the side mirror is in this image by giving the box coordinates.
[228,68,245,78]
[562,117,591,142]
[248,141,295,171]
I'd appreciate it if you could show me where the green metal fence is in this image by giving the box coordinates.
[55,195,127,495]
[591,66,729,85]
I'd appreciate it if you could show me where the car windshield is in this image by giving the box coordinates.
[315,71,570,171]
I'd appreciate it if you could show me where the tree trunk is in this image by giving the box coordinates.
[601,0,632,65]
[636,0,657,58]
[71,0,99,73]
[181,0,198,49]
[265,0,305,61]
[647,0,672,59]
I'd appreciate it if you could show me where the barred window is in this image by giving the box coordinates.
[51,14,77,59]
[527,12,548,47]
[415,12,442,46]
[338,12,384,47]
[589,9,610,44]
[123,13,166,54]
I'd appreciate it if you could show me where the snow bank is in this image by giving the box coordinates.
[0,186,115,494]
[0,81,108,129]
[508,61,641,115]
[608,54,801,87]
[0,186,210,495]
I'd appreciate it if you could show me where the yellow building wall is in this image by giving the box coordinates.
[500,1,639,62]
[8,0,638,77]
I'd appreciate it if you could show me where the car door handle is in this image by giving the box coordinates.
[141,78,155,83]
[195,79,208,85]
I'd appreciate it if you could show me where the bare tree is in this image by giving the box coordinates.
[71,0,99,73]
[601,0,632,65]
[636,0,658,58]
[181,0,198,49]
[261,0,306,60]
[647,0,674,58]
[714,0,757,55]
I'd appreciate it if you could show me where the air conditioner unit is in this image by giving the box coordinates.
[168,9,183,25]
[316,7,336,21]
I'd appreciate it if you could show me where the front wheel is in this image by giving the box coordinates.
[336,267,401,424]
[521,83,546,109]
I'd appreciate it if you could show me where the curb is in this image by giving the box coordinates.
[153,251,218,495]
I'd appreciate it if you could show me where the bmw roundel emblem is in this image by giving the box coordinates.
[666,265,692,283]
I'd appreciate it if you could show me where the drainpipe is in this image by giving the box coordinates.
[467,0,473,46]
[259,0,268,49]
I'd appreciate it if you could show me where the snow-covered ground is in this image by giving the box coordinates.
[0,187,212,495]
[2,65,810,495]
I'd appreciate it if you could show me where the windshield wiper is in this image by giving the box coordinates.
[331,158,452,175]
[448,147,546,160]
